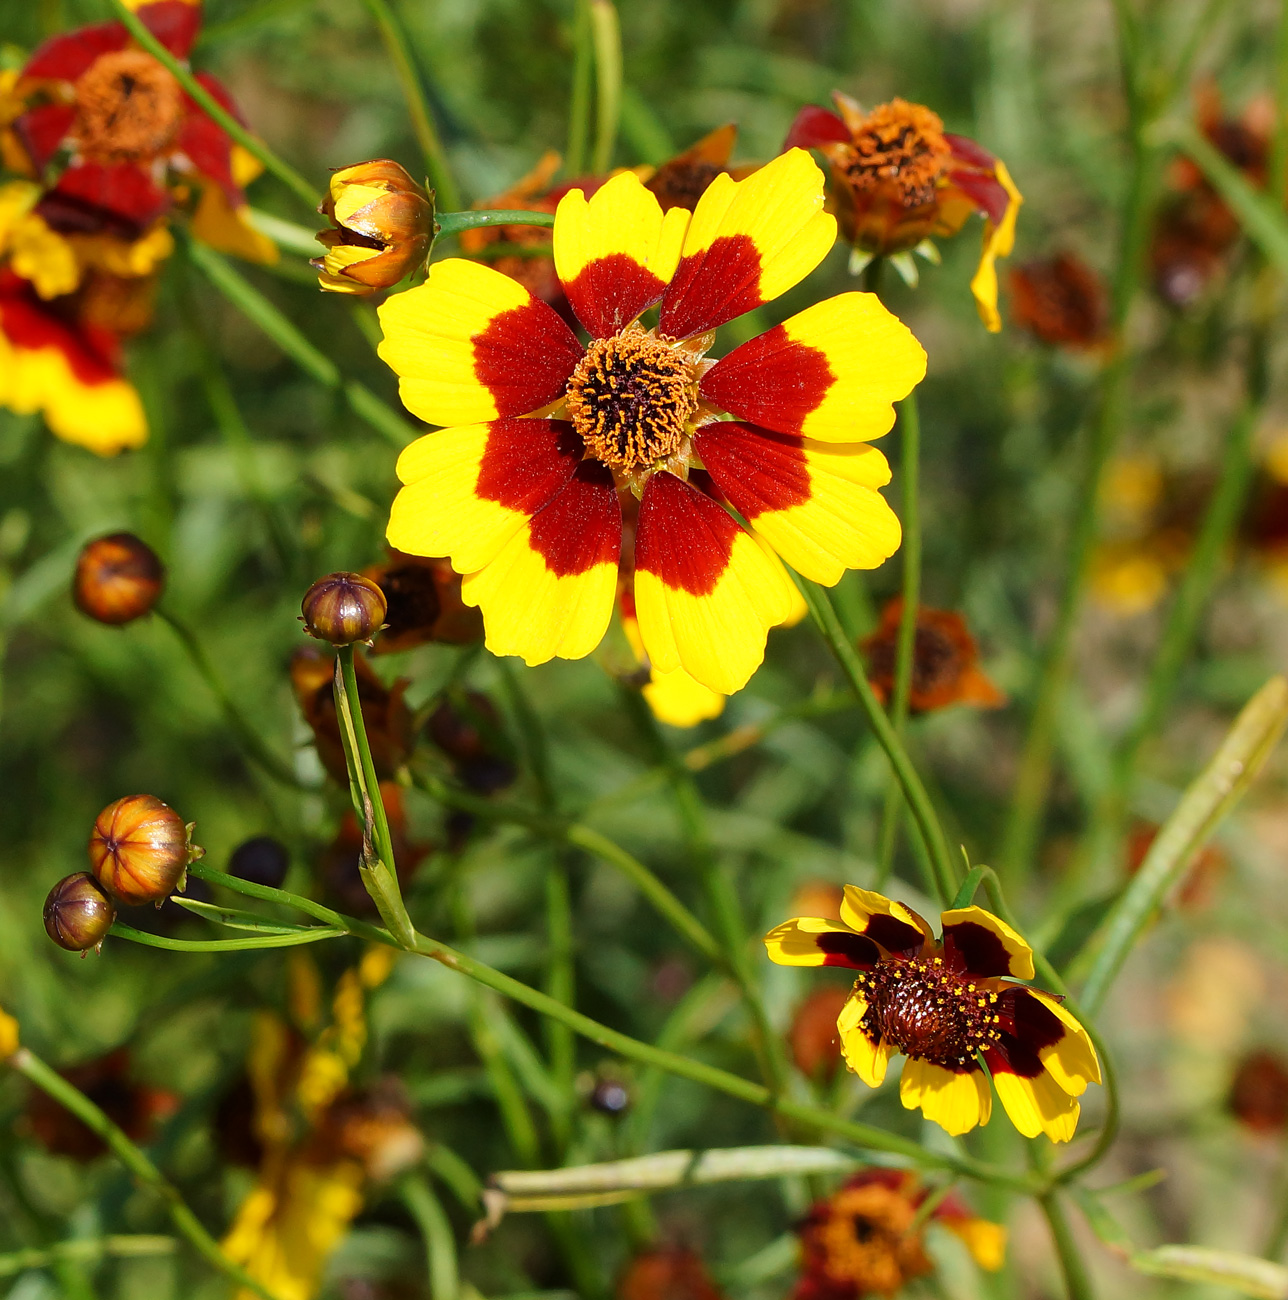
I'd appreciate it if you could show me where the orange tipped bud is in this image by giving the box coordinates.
[88,794,203,906]
[301,572,388,646]
[314,159,434,295]
[73,532,165,625]
[44,872,116,953]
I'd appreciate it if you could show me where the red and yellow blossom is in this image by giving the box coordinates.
[794,1169,1003,1300]
[785,94,1021,330]
[380,150,925,695]
[0,266,146,453]
[765,888,1100,1141]
[9,0,275,266]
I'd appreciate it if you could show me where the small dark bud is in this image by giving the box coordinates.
[44,873,116,953]
[73,532,164,625]
[229,836,290,890]
[589,1077,631,1115]
[314,159,435,295]
[88,794,204,906]
[301,572,388,646]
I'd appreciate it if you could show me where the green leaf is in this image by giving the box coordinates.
[1130,1246,1288,1298]
[169,897,319,934]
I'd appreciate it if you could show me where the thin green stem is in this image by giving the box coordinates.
[1263,1140,1288,1260]
[112,923,344,952]
[336,646,417,948]
[0,1238,175,1280]
[566,0,594,176]
[361,0,461,213]
[798,579,957,903]
[588,0,622,174]
[1272,0,1288,205]
[877,393,922,884]
[155,607,302,788]
[106,0,320,209]
[400,1175,459,1300]
[435,209,556,236]
[1039,1192,1096,1300]
[9,1050,281,1300]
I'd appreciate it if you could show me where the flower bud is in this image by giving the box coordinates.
[229,835,290,890]
[43,872,116,953]
[73,532,165,625]
[88,794,204,906]
[301,572,388,646]
[314,160,434,295]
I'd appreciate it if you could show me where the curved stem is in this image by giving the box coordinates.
[106,0,320,209]
[798,578,957,903]
[111,923,344,952]
[1039,1192,1096,1300]
[565,0,594,176]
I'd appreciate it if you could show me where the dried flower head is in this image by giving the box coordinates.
[319,782,430,916]
[87,793,203,906]
[1008,252,1109,349]
[861,598,1005,713]
[301,572,388,646]
[73,531,164,624]
[315,160,435,295]
[618,1247,725,1300]
[43,871,116,953]
[363,550,482,653]
[1229,1049,1288,1133]
[427,691,516,794]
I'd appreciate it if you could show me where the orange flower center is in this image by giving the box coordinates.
[566,331,696,471]
[810,1184,931,1295]
[844,99,952,210]
[75,49,183,162]
[855,957,1000,1070]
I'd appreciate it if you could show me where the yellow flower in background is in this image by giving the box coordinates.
[765,887,1100,1141]
[0,1006,18,1058]
[380,149,925,695]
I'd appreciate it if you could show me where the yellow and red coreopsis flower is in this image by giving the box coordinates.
[380,150,925,695]
[765,888,1100,1141]
[794,1169,1003,1300]
[785,94,1021,331]
[9,0,275,267]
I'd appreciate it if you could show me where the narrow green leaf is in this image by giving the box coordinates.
[111,923,346,952]
[169,897,319,934]
[1131,1246,1288,1298]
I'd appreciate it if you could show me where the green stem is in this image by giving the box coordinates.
[155,607,301,788]
[588,0,622,174]
[400,1175,459,1300]
[798,579,957,903]
[0,1238,175,1280]
[335,646,417,948]
[1272,0,1288,204]
[9,1050,281,1300]
[877,392,922,884]
[186,241,415,448]
[177,863,1039,1191]
[434,209,556,236]
[361,0,461,213]
[1039,1192,1096,1300]
[106,0,320,209]
[112,923,343,952]
[566,0,594,176]
[1263,1140,1288,1260]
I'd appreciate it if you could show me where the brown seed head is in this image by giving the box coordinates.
[43,872,116,953]
[1229,1049,1288,1133]
[73,532,165,625]
[75,49,183,162]
[567,331,697,471]
[365,551,482,653]
[301,572,388,645]
[88,794,201,906]
[618,1248,725,1300]
[315,159,435,294]
[1008,253,1109,349]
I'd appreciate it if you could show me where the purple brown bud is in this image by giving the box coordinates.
[73,532,165,625]
[88,794,204,906]
[44,873,116,953]
[314,160,435,295]
[301,572,388,646]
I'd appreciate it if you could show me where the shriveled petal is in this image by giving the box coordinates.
[698,293,926,442]
[992,1068,1080,1144]
[839,886,933,956]
[969,160,1022,333]
[633,472,794,695]
[696,422,900,585]
[837,991,894,1087]
[659,149,836,339]
[378,260,583,426]
[553,171,689,338]
[764,917,880,969]
[899,1058,992,1137]
[940,906,1035,980]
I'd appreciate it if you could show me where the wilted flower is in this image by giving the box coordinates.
[44,872,116,953]
[765,888,1100,1140]
[861,598,1005,713]
[291,646,413,783]
[315,160,435,295]
[1228,1049,1288,1133]
[363,550,483,653]
[618,1247,724,1300]
[1008,252,1109,349]
[794,1169,1004,1300]
[87,793,203,906]
[785,94,1021,329]
[426,691,517,795]
[73,531,164,624]
[790,985,850,1081]
[301,571,388,646]
[382,150,924,694]
[27,1049,174,1162]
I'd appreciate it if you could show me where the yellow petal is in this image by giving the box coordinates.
[837,990,894,1087]
[1029,990,1102,1093]
[899,1058,992,1137]
[969,159,1022,333]
[993,1068,1081,1143]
